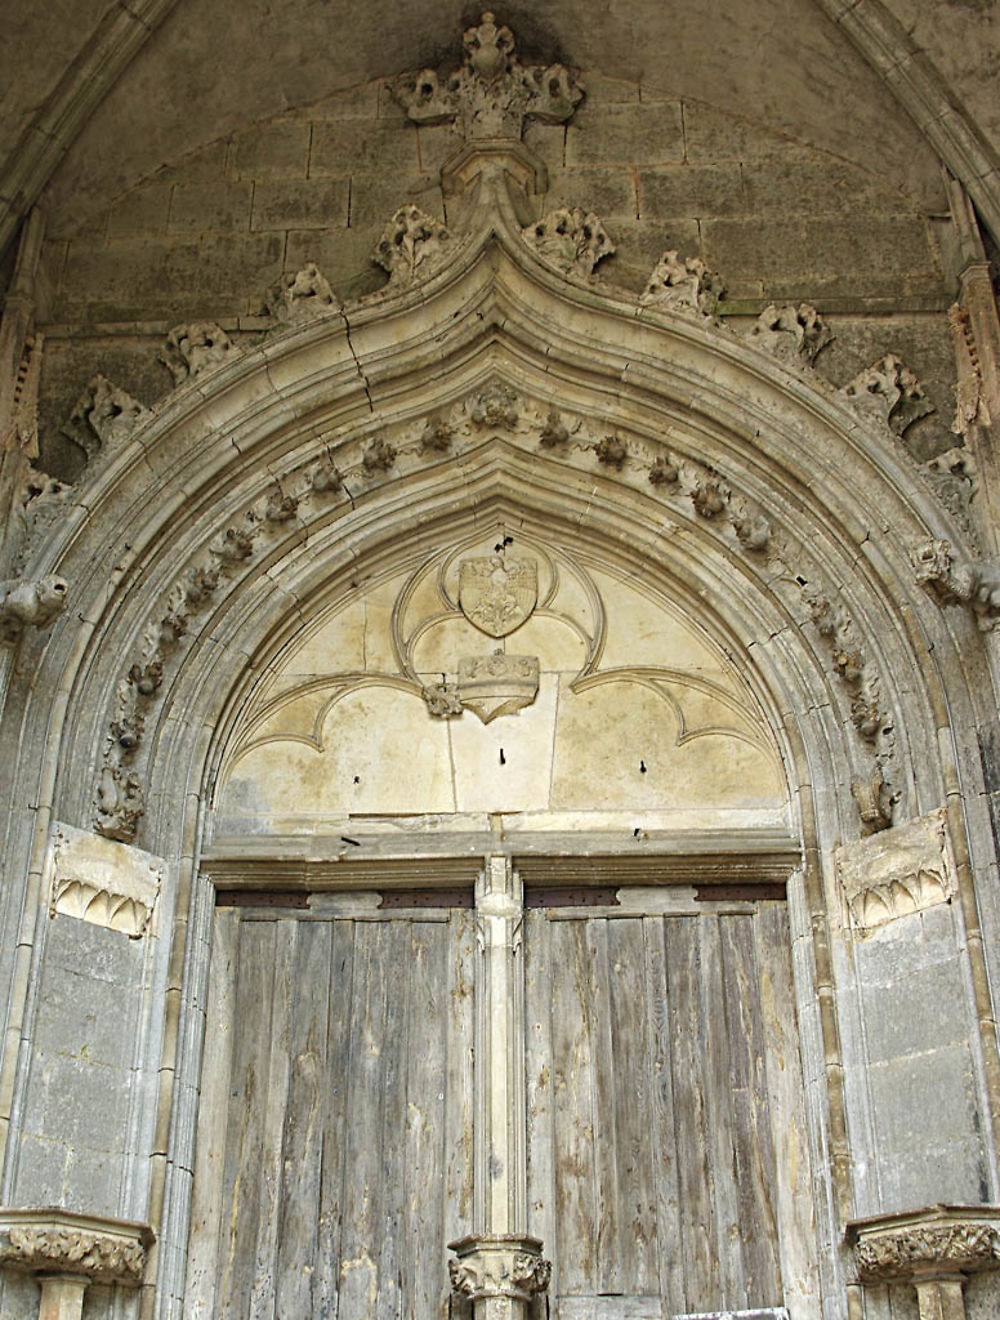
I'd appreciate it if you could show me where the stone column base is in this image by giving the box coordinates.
[448,1234,551,1319]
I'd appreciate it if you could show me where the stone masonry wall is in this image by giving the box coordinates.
[36,71,958,480]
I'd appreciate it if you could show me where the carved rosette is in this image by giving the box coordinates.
[849,1206,1000,1283]
[0,1208,154,1285]
[448,1234,551,1302]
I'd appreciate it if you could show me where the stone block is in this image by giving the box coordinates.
[44,914,144,987]
[285,226,387,300]
[11,1133,69,1205]
[310,119,419,176]
[858,958,969,1065]
[63,1145,125,1217]
[416,123,463,175]
[167,181,253,234]
[348,173,444,229]
[742,158,912,216]
[34,964,141,1068]
[251,178,350,230]
[522,120,567,170]
[303,80,381,120]
[24,1050,131,1150]
[566,101,684,166]
[702,216,941,290]
[543,166,637,220]
[867,1043,982,1160]
[639,164,744,218]
[155,139,229,184]
[106,183,172,239]
[683,103,808,163]
[231,121,310,180]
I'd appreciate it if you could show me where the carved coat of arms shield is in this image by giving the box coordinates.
[459,556,537,638]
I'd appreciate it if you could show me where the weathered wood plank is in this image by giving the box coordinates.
[664,918,717,1311]
[551,918,598,1294]
[314,918,356,1316]
[641,915,684,1312]
[184,909,238,1318]
[406,919,449,1317]
[697,913,745,1306]
[274,919,331,1315]
[525,911,559,1297]
[606,916,657,1294]
[721,913,782,1306]
[338,920,391,1316]
[444,910,475,1252]
[217,920,275,1318]
[586,917,620,1295]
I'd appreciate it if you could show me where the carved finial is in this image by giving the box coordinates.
[372,205,453,287]
[393,11,583,141]
[744,303,832,365]
[160,322,239,385]
[0,575,68,646]
[266,262,338,324]
[62,374,152,460]
[841,353,933,438]
[640,250,724,318]
[522,207,614,278]
[913,537,1000,630]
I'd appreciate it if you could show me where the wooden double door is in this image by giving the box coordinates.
[187,890,811,1318]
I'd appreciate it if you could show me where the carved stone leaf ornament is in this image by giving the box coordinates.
[849,1207,1000,1283]
[265,261,338,324]
[0,1208,154,1285]
[393,10,583,142]
[159,321,239,385]
[744,302,833,365]
[640,249,725,318]
[372,205,453,287]
[841,353,934,437]
[522,207,614,277]
[913,537,1000,629]
[62,373,152,459]
[0,574,68,645]
[459,555,537,636]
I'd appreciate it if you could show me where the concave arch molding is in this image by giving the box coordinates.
[3,226,994,1320]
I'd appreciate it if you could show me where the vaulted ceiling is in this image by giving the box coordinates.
[2,0,999,264]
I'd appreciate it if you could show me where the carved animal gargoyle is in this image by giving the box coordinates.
[0,575,68,645]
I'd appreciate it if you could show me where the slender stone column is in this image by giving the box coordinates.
[448,856,550,1320]
[36,1276,88,1320]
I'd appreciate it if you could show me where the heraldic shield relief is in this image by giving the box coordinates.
[459,555,538,637]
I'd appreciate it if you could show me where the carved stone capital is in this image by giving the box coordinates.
[0,1208,154,1285]
[448,1234,551,1301]
[848,1205,1000,1283]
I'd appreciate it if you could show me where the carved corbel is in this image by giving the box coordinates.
[0,1207,153,1320]
[848,1204,1000,1320]
[640,249,725,318]
[913,537,1000,630]
[61,373,151,460]
[159,321,239,385]
[372,205,453,288]
[841,353,934,438]
[0,574,68,645]
[265,261,338,324]
[744,302,832,365]
[522,206,614,278]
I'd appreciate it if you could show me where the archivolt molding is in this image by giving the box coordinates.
[4,161,987,858]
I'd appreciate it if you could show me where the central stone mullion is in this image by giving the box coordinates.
[475,853,526,1234]
[448,855,550,1318]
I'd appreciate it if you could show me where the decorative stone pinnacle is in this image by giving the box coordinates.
[393,11,583,141]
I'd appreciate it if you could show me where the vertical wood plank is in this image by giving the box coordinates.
[274,920,332,1315]
[586,917,620,1295]
[248,918,297,1319]
[444,910,475,1252]
[524,911,559,1298]
[185,909,239,1319]
[551,919,598,1295]
[315,918,356,1317]
[217,920,275,1319]
[406,919,448,1318]
[338,920,390,1316]
[606,917,657,1294]
[664,917,717,1311]
[374,920,410,1318]
[641,916,684,1312]
[757,902,820,1313]
[721,913,782,1306]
